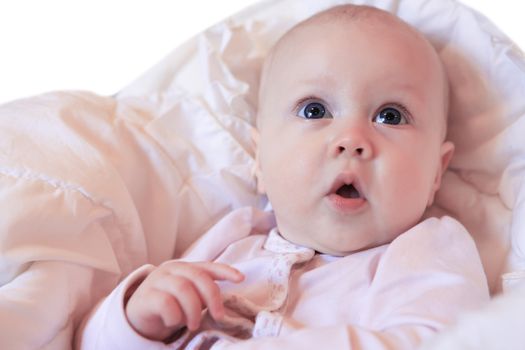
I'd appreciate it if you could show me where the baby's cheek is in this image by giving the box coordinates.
[269,156,306,196]
[394,162,434,216]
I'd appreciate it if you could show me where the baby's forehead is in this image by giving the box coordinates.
[274,7,424,57]
[263,9,439,89]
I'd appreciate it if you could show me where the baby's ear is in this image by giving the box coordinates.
[251,128,265,194]
[428,141,455,206]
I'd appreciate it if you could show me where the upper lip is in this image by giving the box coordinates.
[328,172,365,199]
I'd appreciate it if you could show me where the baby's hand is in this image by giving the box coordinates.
[125,261,244,341]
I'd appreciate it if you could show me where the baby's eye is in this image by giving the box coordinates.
[297,101,333,119]
[373,107,408,125]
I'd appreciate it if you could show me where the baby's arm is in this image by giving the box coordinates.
[125,261,244,341]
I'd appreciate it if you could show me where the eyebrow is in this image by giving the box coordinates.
[296,72,421,92]
[296,75,337,88]
[295,76,422,105]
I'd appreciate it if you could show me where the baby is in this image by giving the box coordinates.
[77,4,489,349]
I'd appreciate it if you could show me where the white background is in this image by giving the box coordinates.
[0,0,523,105]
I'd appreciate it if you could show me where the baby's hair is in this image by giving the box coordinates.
[257,4,450,139]
[305,4,393,24]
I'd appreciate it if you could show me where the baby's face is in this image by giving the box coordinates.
[255,15,454,255]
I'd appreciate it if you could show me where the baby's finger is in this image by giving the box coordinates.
[191,262,245,283]
[182,268,227,321]
[161,262,243,320]
[127,289,184,340]
[160,261,244,283]
[161,276,203,331]
[150,290,184,329]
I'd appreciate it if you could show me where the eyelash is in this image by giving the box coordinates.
[294,97,412,123]
[386,103,411,122]
[294,96,323,114]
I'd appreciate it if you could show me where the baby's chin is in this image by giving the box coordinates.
[277,222,395,255]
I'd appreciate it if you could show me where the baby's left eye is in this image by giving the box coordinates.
[373,107,408,125]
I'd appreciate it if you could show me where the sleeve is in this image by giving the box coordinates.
[210,216,490,350]
[74,265,178,350]
[75,265,200,350]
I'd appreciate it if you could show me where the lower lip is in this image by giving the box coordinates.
[326,194,367,213]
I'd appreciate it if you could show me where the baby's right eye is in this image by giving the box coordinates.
[297,101,333,119]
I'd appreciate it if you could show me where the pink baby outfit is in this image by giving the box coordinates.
[76,207,489,349]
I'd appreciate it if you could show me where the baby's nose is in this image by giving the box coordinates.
[331,132,373,160]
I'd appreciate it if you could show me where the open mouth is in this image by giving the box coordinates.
[336,183,361,199]
[327,176,366,212]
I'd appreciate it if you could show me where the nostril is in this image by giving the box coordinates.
[338,146,364,155]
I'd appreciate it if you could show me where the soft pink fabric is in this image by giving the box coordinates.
[77,207,489,349]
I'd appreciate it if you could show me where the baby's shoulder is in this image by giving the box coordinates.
[384,216,479,267]
[393,215,472,246]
